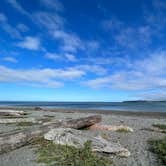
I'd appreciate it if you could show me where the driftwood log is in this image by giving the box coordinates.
[0,115,101,154]
[0,110,27,116]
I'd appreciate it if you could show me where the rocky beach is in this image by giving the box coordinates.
[0,107,165,166]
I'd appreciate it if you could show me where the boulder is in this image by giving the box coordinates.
[44,128,130,157]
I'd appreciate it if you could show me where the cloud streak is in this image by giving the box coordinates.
[0,66,85,88]
[16,36,41,50]
[85,51,166,92]
[0,13,22,39]
[2,57,18,63]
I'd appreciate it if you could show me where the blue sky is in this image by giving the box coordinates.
[0,0,166,101]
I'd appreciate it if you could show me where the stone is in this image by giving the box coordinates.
[44,128,130,157]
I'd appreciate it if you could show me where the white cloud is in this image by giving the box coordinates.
[134,51,166,75]
[2,57,18,63]
[34,10,97,55]
[40,0,64,11]
[45,53,61,61]
[0,13,7,22]
[74,65,107,75]
[53,30,83,52]
[137,90,166,100]
[17,36,40,50]
[115,26,151,50]
[0,13,21,39]
[102,17,153,52]
[0,66,85,88]
[86,41,100,50]
[64,53,77,62]
[34,12,64,31]
[45,52,77,62]
[17,23,29,32]
[85,51,166,91]
[34,11,85,53]
[152,0,166,9]
[102,18,123,31]
[7,0,29,16]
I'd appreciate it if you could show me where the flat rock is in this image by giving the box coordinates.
[44,128,130,157]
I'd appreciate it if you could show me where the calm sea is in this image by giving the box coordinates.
[0,101,166,112]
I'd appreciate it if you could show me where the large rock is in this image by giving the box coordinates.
[44,128,130,157]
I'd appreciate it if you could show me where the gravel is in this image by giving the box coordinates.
[0,109,165,166]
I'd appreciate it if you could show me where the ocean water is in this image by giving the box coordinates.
[0,101,166,112]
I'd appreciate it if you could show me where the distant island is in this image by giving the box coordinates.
[123,100,166,103]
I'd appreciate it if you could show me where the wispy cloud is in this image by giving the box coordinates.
[0,13,21,39]
[101,16,154,53]
[53,30,83,53]
[64,53,77,62]
[85,51,166,91]
[45,52,77,62]
[34,11,64,31]
[40,0,64,11]
[16,36,41,50]
[137,90,166,100]
[0,65,85,88]
[45,53,61,61]
[7,0,29,16]
[17,23,29,32]
[2,57,18,63]
[74,65,107,75]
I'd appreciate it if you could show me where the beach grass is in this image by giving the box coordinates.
[16,122,38,126]
[32,137,113,166]
[152,124,166,130]
[148,137,166,165]
[116,128,131,133]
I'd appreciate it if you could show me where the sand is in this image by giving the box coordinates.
[0,108,165,166]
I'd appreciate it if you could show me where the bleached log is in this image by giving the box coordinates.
[0,115,101,154]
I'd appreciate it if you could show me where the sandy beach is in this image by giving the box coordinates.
[0,107,165,166]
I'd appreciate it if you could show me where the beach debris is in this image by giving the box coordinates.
[34,107,42,111]
[142,127,166,134]
[44,128,130,157]
[0,115,101,154]
[0,110,27,116]
[0,117,38,124]
[89,124,133,132]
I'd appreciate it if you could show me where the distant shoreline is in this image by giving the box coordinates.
[44,108,166,118]
[0,106,166,118]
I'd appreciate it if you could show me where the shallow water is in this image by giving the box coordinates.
[0,101,166,112]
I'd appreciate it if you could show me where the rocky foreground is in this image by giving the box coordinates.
[0,107,165,166]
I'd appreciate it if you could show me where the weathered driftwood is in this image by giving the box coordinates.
[0,110,27,116]
[142,127,166,133]
[44,128,130,157]
[0,118,37,124]
[0,115,101,154]
[89,124,133,132]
